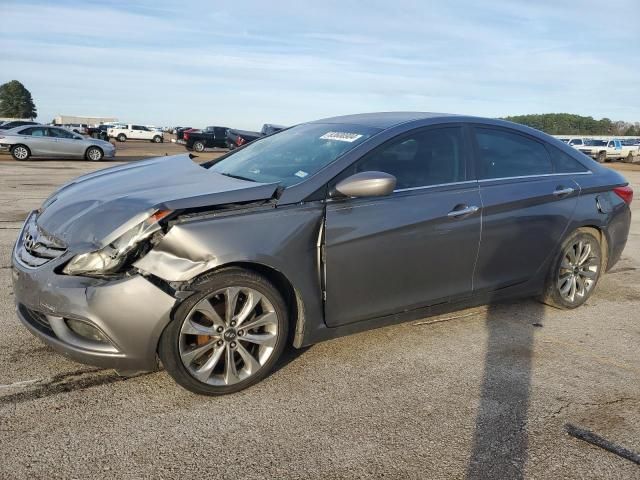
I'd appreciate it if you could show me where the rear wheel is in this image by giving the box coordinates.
[153,135,162,143]
[85,146,103,161]
[596,151,606,163]
[540,229,602,309]
[11,145,30,161]
[193,141,205,152]
[117,134,127,142]
[159,268,289,395]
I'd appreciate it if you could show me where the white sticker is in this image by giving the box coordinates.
[320,131,363,142]
[294,170,308,178]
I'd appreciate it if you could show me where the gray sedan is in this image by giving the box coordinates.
[0,125,115,161]
[11,112,632,395]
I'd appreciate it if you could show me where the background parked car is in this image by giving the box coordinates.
[175,127,193,141]
[108,124,163,143]
[0,125,115,161]
[184,126,229,152]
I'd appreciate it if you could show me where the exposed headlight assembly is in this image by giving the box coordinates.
[63,209,172,276]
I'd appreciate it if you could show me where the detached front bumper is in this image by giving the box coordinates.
[12,214,177,371]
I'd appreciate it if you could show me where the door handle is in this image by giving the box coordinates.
[553,187,574,197]
[448,205,479,218]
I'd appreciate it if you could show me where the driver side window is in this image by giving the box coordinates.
[352,126,467,190]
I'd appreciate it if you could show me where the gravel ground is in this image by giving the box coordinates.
[0,148,638,479]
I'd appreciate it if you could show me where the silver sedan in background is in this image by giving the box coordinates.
[0,125,115,161]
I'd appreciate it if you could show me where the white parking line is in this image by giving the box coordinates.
[0,379,42,390]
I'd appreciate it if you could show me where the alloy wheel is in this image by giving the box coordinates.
[13,146,28,160]
[178,287,279,386]
[87,148,102,161]
[557,239,599,303]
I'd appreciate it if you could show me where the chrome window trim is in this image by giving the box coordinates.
[326,171,592,202]
[477,171,592,183]
[393,180,478,193]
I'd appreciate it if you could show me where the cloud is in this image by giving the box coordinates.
[0,0,638,126]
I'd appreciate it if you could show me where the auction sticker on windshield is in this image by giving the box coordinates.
[320,132,364,142]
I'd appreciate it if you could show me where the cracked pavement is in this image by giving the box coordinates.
[0,148,639,479]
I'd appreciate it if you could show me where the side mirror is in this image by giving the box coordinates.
[333,171,396,198]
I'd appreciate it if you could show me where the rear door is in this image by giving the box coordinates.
[471,126,580,293]
[324,125,481,327]
[16,126,51,156]
[214,128,227,147]
[130,125,145,139]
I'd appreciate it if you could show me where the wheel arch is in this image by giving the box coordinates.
[12,143,31,157]
[184,261,306,348]
[567,224,609,271]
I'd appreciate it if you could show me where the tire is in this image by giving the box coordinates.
[85,146,104,162]
[193,141,205,152]
[117,134,127,142]
[153,135,162,143]
[540,229,602,309]
[596,151,606,163]
[626,152,635,163]
[159,268,289,395]
[11,144,30,161]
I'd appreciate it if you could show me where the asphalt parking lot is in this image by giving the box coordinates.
[0,144,639,479]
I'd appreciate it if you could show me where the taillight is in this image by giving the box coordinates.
[613,185,633,205]
[236,136,245,146]
[184,132,189,141]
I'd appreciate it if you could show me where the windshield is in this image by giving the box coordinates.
[585,139,607,146]
[210,123,379,187]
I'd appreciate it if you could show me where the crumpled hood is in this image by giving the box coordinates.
[35,154,278,250]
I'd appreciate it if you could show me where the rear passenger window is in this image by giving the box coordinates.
[353,127,467,189]
[548,147,589,173]
[475,128,552,179]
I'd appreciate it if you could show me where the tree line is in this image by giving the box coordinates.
[503,113,640,137]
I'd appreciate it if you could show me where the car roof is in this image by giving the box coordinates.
[309,112,458,129]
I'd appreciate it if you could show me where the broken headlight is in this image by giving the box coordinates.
[62,210,172,276]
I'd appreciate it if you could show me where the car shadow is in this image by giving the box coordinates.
[466,298,542,479]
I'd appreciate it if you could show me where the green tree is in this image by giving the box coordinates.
[0,80,37,119]
[502,113,639,136]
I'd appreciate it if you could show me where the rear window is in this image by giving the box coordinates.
[474,127,552,179]
[547,147,589,173]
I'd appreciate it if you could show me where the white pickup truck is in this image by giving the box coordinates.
[577,139,626,163]
[108,124,163,143]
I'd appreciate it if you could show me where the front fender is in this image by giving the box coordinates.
[134,203,326,336]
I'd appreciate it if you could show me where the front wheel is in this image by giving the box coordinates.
[86,146,103,161]
[159,268,289,395]
[540,229,602,309]
[152,135,162,143]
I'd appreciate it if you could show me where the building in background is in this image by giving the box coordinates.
[53,114,118,126]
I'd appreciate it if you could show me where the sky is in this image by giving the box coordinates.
[0,0,638,129]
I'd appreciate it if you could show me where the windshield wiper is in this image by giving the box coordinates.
[220,173,256,182]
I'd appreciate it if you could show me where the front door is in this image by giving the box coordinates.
[323,126,481,327]
[47,127,86,156]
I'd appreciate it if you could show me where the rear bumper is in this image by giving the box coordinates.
[12,225,177,370]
